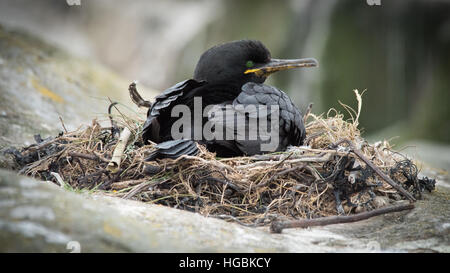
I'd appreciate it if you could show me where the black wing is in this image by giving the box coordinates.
[142,79,206,143]
[238,82,305,147]
[206,82,305,156]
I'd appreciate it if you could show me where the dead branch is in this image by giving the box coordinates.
[174,154,235,172]
[129,81,152,108]
[68,152,109,163]
[236,153,332,170]
[111,179,147,190]
[257,165,306,189]
[122,179,169,199]
[201,176,243,192]
[122,181,152,199]
[270,203,415,233]
[23,136,77,154]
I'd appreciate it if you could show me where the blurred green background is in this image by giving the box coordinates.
[0,0,449,146]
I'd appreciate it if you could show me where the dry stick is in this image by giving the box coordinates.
[68,152,109,163]
[273,152,293,168]
[270,203,415,233]
[128,81,152,108]
[111,179,146,190]
[122,179,169,199]
[202,177,243,192]
[303,103,313,124]
[334,139,416,202]
[122,181,152,199]
[220,147,347,162]
[23,136,77,154]
[256,165,306,189]
[59,116,68,134]
[93,151,110,163]
[246,149,347,162]
[174,154,235,172]
[107,127,132,173]
[236,154,332,170]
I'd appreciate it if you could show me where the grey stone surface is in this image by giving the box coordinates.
[0,24,157,150]
[0,168,358,252]
[0,168,449,253]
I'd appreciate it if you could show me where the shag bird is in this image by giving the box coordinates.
[142,40,318,159]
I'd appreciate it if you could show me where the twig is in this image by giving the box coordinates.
[270,203,415,233]
[111,179,146,190]
[122,179,169,199]
[236,154,332,169]
[68,152,109,163]
[333,139,416,202]
[303,103,313,124]
[93,151,110,163]
[273,152,293,168]
[257,165,306,188]
[23,136,76,154]
[122,181,152,199]
[59,116,68,134]
[108,102,120,137]
[219,147,347,162]
[174,154,235,172]
[107,127,132,173]
[201,177,243,192]
[128,81,152,108]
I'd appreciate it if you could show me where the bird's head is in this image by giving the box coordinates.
[193,40,318,87]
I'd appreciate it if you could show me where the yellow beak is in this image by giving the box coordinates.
[244,58,318,77]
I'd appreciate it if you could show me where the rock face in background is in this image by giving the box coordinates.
[1,169,449,253]
[0,0,222,91]
[0,25,157,150]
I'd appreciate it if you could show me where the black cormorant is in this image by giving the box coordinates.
[142,40,318,159]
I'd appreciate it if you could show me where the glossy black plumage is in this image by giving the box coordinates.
[142,40,317,158]
[234,82,304,154]
[142,79,207,143]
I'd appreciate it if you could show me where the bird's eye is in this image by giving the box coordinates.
[246,60,254,68]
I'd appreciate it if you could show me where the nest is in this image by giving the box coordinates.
[6,91,435,227]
